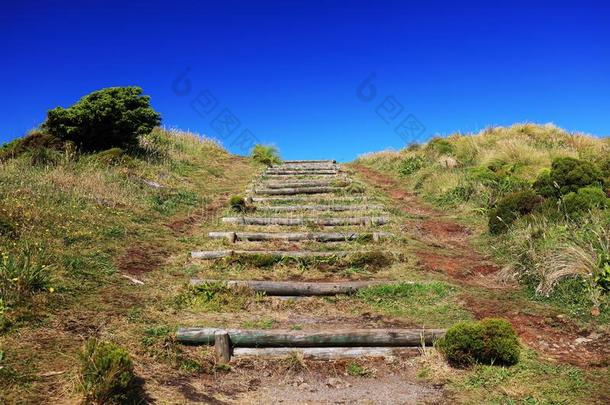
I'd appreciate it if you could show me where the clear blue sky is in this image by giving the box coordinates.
[2,1,609,161]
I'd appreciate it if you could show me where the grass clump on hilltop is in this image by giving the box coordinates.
[357,123,610,321]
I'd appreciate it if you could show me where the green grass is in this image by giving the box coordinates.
[356,282,472,327]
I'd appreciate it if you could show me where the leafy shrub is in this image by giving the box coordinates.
[561,186,609,218]
[398,155,426,176]
[547,157,604,196]
[488,190,543,234]
[229,195,246,212]
[251,144,281,166]
[0,246,50,304]
[26,146,62,166]
[79,339,135,404]
[43,86,161,151]
[0,212,16,238]
[425,137,455,155]
[436,318,520,367]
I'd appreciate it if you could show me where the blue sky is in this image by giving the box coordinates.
[2,1,609,161]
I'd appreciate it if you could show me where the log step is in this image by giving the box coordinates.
[281,160,336,164]
[265,170,339,176]
[251,196,368,203]
[208,231,392,242]
[260,180,348,189]
[254,186,346,195]
[221,217,389,226]
[255,204,384,212]
[177,327,446,347]
[233,347,416,360]
[189,279,401,295]
[191,250,353,259]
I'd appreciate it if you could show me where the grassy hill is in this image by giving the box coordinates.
[357,123,610,322]
[0,128,259,402]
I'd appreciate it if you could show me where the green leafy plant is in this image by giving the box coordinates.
[436,318,520,368]
[545,157,604,197]
[0,132,65,162]
[229,195,246,212]
[78,339,135,404]
[346,362,375,377]
[425,137,455,155]
[43,86,161,151]
[251,144,281,166]
[398,155,426,176]
[561,186,609,218]
[488,190,543,234]
[93,148,127,166]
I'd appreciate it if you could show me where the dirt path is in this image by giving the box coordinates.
[352,164,610,368]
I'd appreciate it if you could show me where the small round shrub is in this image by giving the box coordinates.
[561,186,609,218]
[79,339,135,404]
[533,169,556,198]
[425,137,455,155]
[43,86,161,152]
[488,190,543,234]
[398,155,426,176]
[229,195,246,212]
[0,132,65,162]
[549,157,604,196]
[436,318,520,367]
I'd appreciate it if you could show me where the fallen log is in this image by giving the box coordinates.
[177,328,446,347]
[189,279,400,295]
[233,347,417,360]
[207,231,392,242]
[255,204,384,212]
[253,186,344,195]
[191,250,352,259]
[221,217,389,226]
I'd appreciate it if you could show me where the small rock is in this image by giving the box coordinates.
[297,383,310,390]
[574,337,590,345]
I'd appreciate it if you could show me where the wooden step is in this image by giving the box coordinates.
[208,231,391,242]
[221,217,390,226]
[260,180,348,189]
[282,160,336,164]
[177,327,446,347]
[189,279,401,295]
[232,347,415,360]
[253,186,345,195]
[254,204,384,213]
[251,196,368,203]
[264,170,339,176]
[191,250,352,259]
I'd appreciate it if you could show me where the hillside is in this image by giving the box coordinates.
[1,123,609,404]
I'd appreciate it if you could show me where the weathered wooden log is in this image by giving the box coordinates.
[255,204,384,212]
[207,231,392,242]
[254,187,345,195]
[260,180,348,189]
[265,170,339,176]
[251,196,368,203]
[282,160,336,164]
[177,328,446,347]
[191,250,352,259]
[221,217,389,226]
[189,279,400,295]
[214,330,231,363]
[233,347,417,359]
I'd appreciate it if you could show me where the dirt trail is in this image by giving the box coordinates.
[352,164,610,368]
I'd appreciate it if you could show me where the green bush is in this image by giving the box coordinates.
[436,318,520,367]
[488,190,543,234]
[251,144,281,166]
[533,169,556,198]
[547,157,604,196]
[561,186,609,218]
[398,155,426,176]
[229,195,246,212]
[425,137,455,155]
[79,339,135,404]
[0,246,50,304]
[43,86,161,152]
